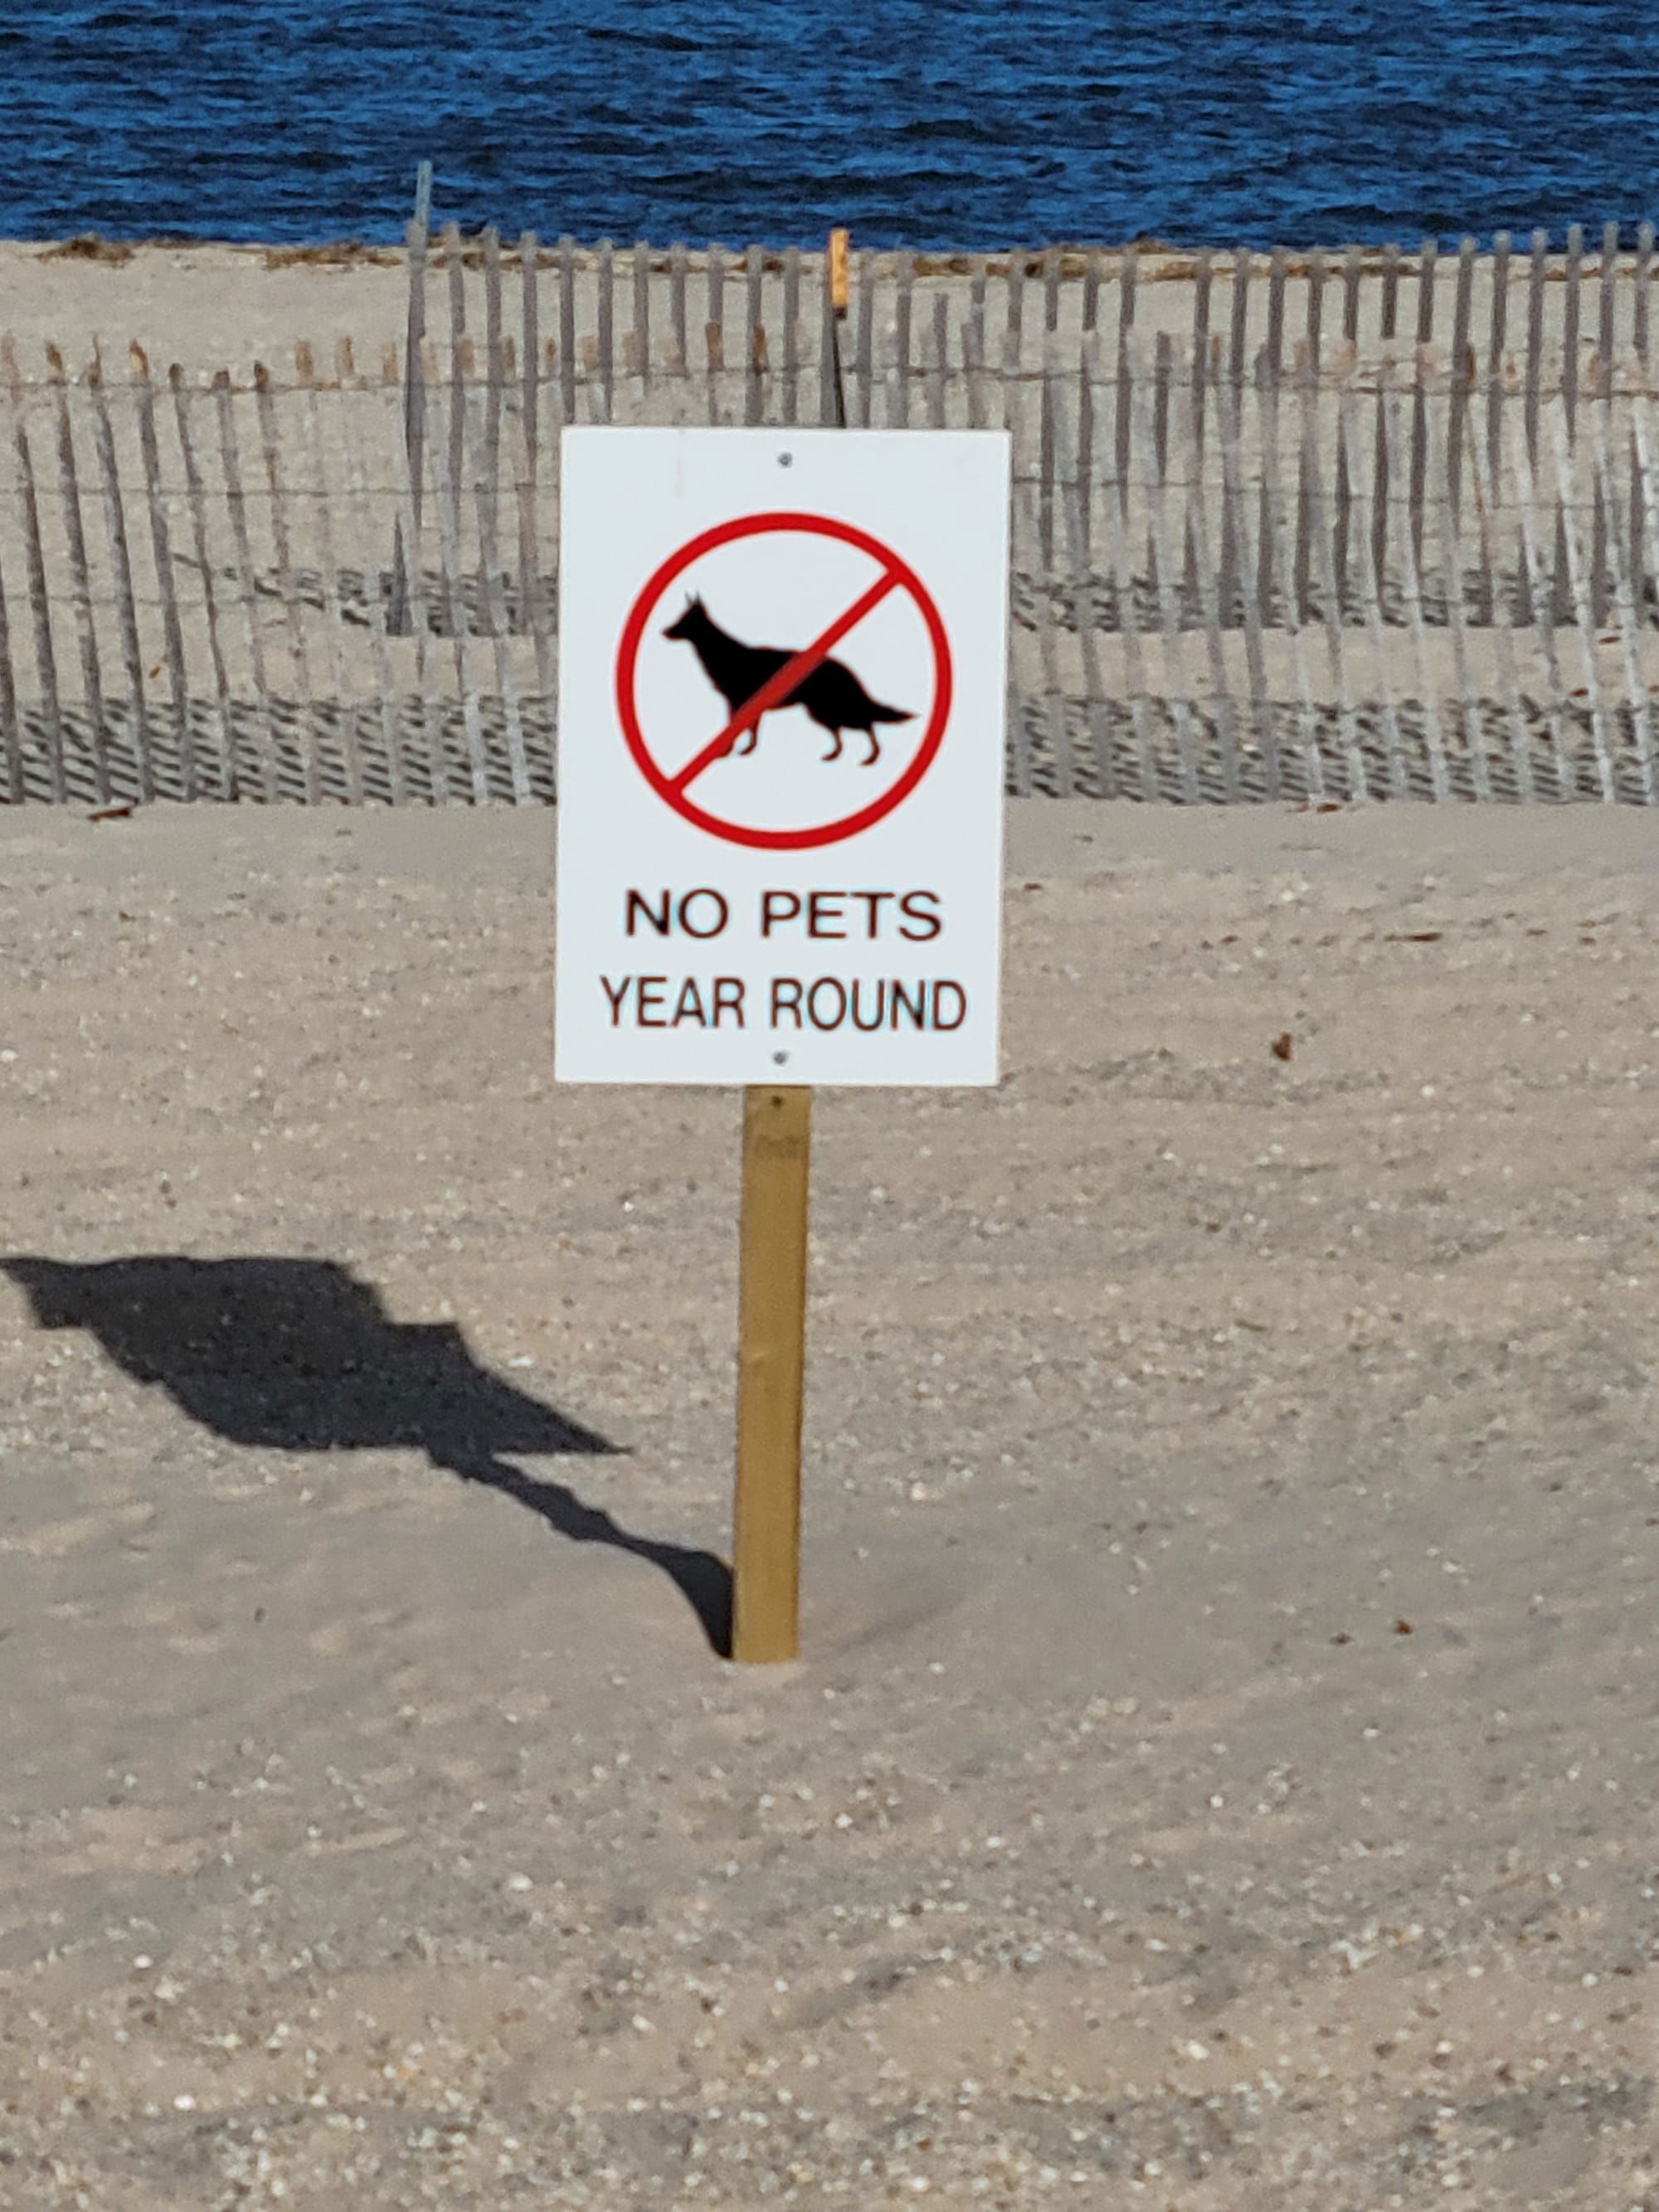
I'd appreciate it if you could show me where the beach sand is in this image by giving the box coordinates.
[2,799,1657,2207]
[0,237,1627,382]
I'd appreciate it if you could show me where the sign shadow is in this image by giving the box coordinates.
[2,1255,732,1657]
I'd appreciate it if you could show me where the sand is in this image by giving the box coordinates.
[1,797,1657,2208]
[0,238,1619,382]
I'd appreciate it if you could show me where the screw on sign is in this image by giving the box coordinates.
[615,511,953,850]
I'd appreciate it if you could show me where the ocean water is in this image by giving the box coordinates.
[1,0,1654,250]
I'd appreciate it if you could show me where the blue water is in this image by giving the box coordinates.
[2,1,1655,250]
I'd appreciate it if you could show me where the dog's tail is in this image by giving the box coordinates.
[865,699,914,724]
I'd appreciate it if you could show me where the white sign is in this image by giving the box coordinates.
[554,427,1010,1087]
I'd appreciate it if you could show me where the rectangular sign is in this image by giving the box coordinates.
[554,427,1010,1087]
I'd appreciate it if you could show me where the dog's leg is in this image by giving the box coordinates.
[863,727,881,765]
[820,726,843,762]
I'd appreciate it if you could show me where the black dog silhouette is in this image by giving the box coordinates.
[664,596,912,764]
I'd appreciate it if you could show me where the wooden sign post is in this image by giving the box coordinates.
[732,1083,811,1660]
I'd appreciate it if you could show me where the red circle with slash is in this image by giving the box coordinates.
[614,511,953,850]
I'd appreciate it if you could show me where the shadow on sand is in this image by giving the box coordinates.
[3,1254,731,1656]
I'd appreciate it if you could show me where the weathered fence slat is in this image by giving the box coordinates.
[1331,332,1355,608]
[881,318,904,435]
[1447,236,1476,522]
[296,342,367,804]
[1380,241,1401,340]
[1463,372,1535,800]
[1190,250,1212,449]
[893,251,915,431]
[1339,367,1406,800]
[1305,247,1326,371]
[705,243,726,424]
[0,357,23,800]
[0,529,17,801]
[631,239,651,411]
[1114,243,1136,501]
[1426,360,1489,800]
[168,364,237,800]
[506,382,554,729]
[46,347,109,803]
[1562,223,1583,442]
[1,349,64,818]
[854,249,875,429]
[1628,395,1659,794]
[1228,246,1251,388]
[1507,409,1574,800]
[212,367,281,801]
[1258,347,1321,800]
[927,292,948,429]
[392,214,430,638]
[389,342,445,801]
[1548,401,1616,801]
[253,362,316,795]
[1024,350,1075,799]
[557,236,577,428]
[1138,355,1200,803]
[1292,332,1315,619]
[968,256,989,391]
[1181,351,1241,801]
[1043,244,1063,333]
[1408,243,1437,566]
[1486,229,1511,454]
[426,355,490,803]
[129,344,194,799]
[513,235,543,648]
[1257,337,1281,632]
[1053,349,1117,796]
[1386,362,1451,801]
[1588,391,1657,804]
[1075,330,1095,555]
[1599,221,1619,362]
[1588,349,1610,627]
[1307,356,1365,801]
[87,350,151,802]
[593,237,615,423]
[744,242,765,426]
[1341,246,1363,349]
[1005,250,1027,378]
[465,367,531,805]
[1292,255,1325,616]
[1088,329,1155,800]
[1039,329,1058,566]
[1525,230,1548,460]
[1265,246,1287,389]
[1082,247,1101,334]
[1216,343,1274,794]
[667,241,688,384]
[481,226,505,466]
[782,246,801,425]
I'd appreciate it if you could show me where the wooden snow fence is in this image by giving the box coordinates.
[4,226,1659,805]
